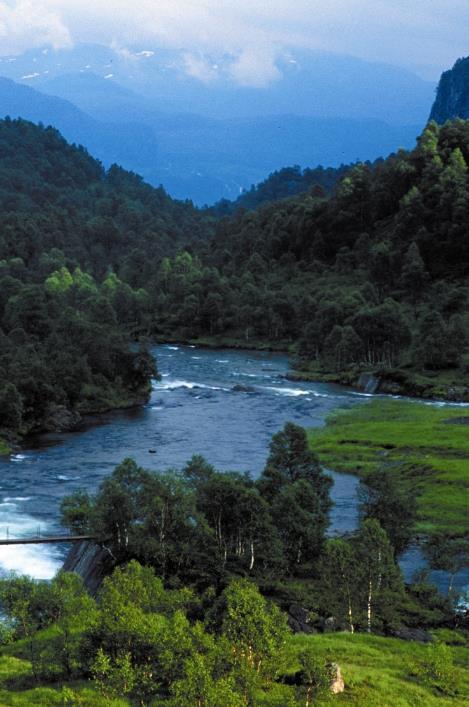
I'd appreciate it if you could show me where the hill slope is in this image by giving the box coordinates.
[0,118,210,446]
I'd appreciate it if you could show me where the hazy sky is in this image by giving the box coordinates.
[1,1,468,83]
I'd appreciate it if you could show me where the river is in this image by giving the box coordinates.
[0,344,466,595]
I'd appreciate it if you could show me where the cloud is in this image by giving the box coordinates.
[0,1,71,54]
[2,1,469,82]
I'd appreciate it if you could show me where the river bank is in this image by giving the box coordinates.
[0,384,152,457]
[153,334,469,403]
[288,365,469,403]
[308,399,469,541]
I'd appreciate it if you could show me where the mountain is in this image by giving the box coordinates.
[0,43,435,125]
[0,75,421,205]
[0,76,161,179]
[430,56,469,123]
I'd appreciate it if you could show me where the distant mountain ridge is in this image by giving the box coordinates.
[430,56,469,123]
[0,43,435,125]
[0,75,421,205]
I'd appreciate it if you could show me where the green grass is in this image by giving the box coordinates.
[0,656,126,706]
[1,630,467,706]
[0,437,12,455]
[283,631,469,706]
[308,399,469,536]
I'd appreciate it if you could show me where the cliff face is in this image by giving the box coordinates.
[430,57,469,123]
[63,541,116,595]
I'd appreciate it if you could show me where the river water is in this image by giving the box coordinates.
[0,344,466,596]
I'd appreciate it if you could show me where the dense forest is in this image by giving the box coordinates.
[0,118,210,445]
[0,117,468,703]
[210,164,351,215]
[1,117,469,447]
[161,120,469,398]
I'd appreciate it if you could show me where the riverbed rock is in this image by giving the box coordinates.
[357,373,380,394]
[328,662,345,693]
[232,384,256,393]
[324,616,339,633]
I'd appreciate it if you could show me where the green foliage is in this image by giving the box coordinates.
[358,467,417,555]
[221,579,289,674]
[410,642,459,696]
[309,399,469,540]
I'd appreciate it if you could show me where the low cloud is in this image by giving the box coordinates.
[2,1,469,82]
[0,1,71,55]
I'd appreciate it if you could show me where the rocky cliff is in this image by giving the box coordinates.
[63,540,116,595]
[430,57,469,123]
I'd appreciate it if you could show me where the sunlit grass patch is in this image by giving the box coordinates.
[308,400,469,538]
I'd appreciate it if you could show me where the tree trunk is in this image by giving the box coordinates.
[367,579,373,633]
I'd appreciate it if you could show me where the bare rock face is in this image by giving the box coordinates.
[357,373,380,394]
[328,662,345,694]
[430,57,469,123]
[63,540,115,595]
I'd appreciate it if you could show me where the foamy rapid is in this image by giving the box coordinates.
[0,500,62,579]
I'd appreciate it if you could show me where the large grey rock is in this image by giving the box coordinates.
[42,404,81,432]
[63,540,115,595]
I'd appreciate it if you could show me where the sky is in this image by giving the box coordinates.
[0,0,468,84]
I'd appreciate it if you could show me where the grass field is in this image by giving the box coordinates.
[284,630,469,706]
[0,437,12,455]
[0,629,467,706]
[308,399,469,537]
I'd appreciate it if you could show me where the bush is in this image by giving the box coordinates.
[410,642,459,696]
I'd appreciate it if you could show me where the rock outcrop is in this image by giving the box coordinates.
[430,57,469,123]
[63,540,116,595]
[328,662,345,694]
[287,604,315,634]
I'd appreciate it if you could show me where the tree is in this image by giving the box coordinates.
[258,423,327,500]
[259,423,332,572]
[296,647,335,707]
[60,490,92,534]
[423,535,469,595]
[351,519,404,633]
[400,241,428,302]
[0,382,23,430]
[221,579,289,676]
[358,467,417,556]
[319,539,357,633]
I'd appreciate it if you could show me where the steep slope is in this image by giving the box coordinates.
[430,56,469,123]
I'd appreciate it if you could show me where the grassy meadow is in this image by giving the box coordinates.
[308,399,469,537]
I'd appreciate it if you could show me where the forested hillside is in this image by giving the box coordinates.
[210,163,351,215]
[175,120,469,398]
[2,117,469,448]
[0,118,210,447]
